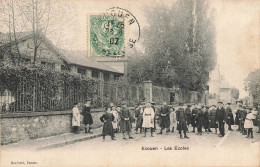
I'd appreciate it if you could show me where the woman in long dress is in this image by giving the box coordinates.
[72,102,80,134]
[142,102,155,137]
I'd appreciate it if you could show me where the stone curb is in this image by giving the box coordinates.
[36,133,102,151]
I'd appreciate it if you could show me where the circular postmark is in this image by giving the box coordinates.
[88,7,140,58]
[106,7,141,50]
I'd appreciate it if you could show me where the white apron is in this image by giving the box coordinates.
[244,113,254,129]
[142,107,155,128]
[72,107,80,126]
[111,110,119,129]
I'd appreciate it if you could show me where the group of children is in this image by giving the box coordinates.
[72,100,260,141]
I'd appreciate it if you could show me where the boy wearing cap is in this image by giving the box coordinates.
[151,102,157,132]
[203,106,210,133]
[135,103,144,134]
[72,102,80,134]
[216,102,226,137]
[241,106,248,135]
[82,99,93,134]
[226,103,234,131]
[235,104,243,131]
[209,105,218,134]
[120,101,134,139]
[195,105,204,135]
[158,102,171,135]
[185,104,192,132]
[191,104,198,133]
[176,103,189,139]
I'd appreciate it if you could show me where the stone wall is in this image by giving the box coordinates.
[174,90,202,104]
[1,108,135,145]
[1,110,103,145]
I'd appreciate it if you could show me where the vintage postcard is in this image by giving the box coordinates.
[0,0,259,166]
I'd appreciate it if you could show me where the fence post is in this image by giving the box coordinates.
[143,81,153,102]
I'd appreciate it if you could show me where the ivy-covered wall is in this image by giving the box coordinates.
[0,65,144,112]
[0,65,99,112]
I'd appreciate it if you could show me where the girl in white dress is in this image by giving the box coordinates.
[110,104,119,133]
[142,102,155,137]
[244,107,254,138]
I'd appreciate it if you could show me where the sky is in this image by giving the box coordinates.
[212,0,259,98]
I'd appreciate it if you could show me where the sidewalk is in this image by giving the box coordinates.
[1,128,103,151]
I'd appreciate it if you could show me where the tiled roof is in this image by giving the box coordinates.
[59,49,123,74]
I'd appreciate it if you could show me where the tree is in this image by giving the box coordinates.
[126,0,216,92]
[0,0,77,64]
[231,88,239,100]
[244,69,260,106]
[0,0,78,111]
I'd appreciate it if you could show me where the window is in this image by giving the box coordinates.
[77,68,86,75]
[41,61,54,69]
[92,71,99,78]
[114,74,122,81]
[61,65,71,72]
[104,73,109,82]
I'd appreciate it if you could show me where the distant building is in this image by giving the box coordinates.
[219,88,232,104]
[207,66,235,105]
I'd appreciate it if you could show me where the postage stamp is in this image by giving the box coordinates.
[88,14,125,57]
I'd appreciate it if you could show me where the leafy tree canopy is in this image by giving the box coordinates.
[127,0,216,93]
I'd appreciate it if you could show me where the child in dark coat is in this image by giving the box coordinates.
[100,107,116,141]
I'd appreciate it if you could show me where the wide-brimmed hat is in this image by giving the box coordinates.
[179,102,183,106]
[227,102,231,105]
[218,101,223,104]
[73,102,78,105]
